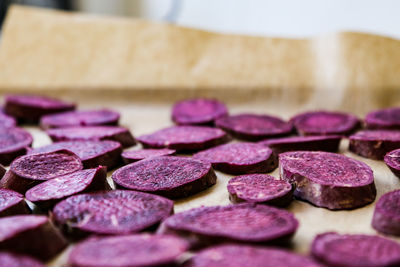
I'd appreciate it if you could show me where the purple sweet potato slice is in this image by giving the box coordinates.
[157,203,298,248]
[291,110,360,136]
[349,130,400,160]
[0,111,16,128]
[259,135,342,154]
[172,98,228,125]
[121,148,176,164]
[28,140,122,169]
[46,126,136,148]
[137,126,229,152]
[365,107,400,129]
[193,142,277,174]
[0,127,33,165]
[227,174,293,207]
[52,190,173,236]
[40,109,120,129]
[311,232,400,267]
[184,244,323,267]
[0,189,29,217]
[68,233,189,267]
[26,166,109,210]
[279,151,376,210]
[385,149,400,178]
[0,150,83,194]
[4,94,75,123]
[0,252,45,267]
[112,156,217,199]
[0,215,67,261]
[215,114,293,141]
[372,190,400,236]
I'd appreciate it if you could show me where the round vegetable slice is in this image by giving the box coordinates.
[0,252,45,267]
[28,140,122,169]
[372,190,400,236]
[68,234,189,267]
[53,190,173,236]
[121,148,176,164]
[185,244,323,267]
[40,109,120,129]
[0,127,33,165]
[158,203,298,247]
[137,126,229,151]
[46,126,136,148]
[0,111,16,128]
[259,135,342,154]
[0,150,83,193]
[0,189,29,217]
[4,94,75,123]
[227,174,293,207]
[279,151,376,210]
[311,232,400,267]
[215,114,292,141]
[26,166,109,210]
[193,142,277,174]
[291,110,360,135]
[384,149,400,178]
[349,130,400,160]
[365,107,400,129]
[0,215,67,261]
[172,98,228,125]
[112,156,217,199]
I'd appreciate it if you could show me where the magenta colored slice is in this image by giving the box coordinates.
[365,107,400,129]
[384,149,400,178]
[372,190,400,236]
[46,126,136,148]
[53,190,173,236]
[112,156,217,199]
[40,109,120,129]
[193,142,277,174]
[28,140,122,169]
[0,252,45,267]
[185,244,323,267]
[215,114,293,141]
[291,110,360,135]
[0,111,16,128]
[280,151,376,210]
[68,234,189,267]
[0,127,33,165]
[122,148,176,164]
[158,203,298,247]
[311,232,400,267]
[227,174,293,207]
[137,126,229,151]
[0,189,29,217]
[172,98,228,125]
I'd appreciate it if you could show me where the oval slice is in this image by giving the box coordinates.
[0,127,33,165]
[112,156,217,199]
[291,110,360,135]
[172,98,228,125]
[0,111,16,128]
[4,94,75,123]
[259,135,342,154]
[384,149,400,178]
[0,252,45,267]
[26,166,109,210]
[122,148,176,164]
[137,126,229,151]
[47,126,136,148]
[193,142,277,174]
[0,189,29,217]
[185,244,323,267]
[68,234,189,267]
[158,203,298,247]
[215,114,292,141]
[40,109,120,129]
[0,150,83,193]
[365,107,400,129]
[227,174,293,207]
[53,190,173,236]
[311,232,400,267]
[372,190,400,236]
[349,130,400,160]
[279,151,376,210]
[0,215,67,261]
[28,140,122,169]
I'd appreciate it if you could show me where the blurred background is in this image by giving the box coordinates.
[1,0,400,38]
